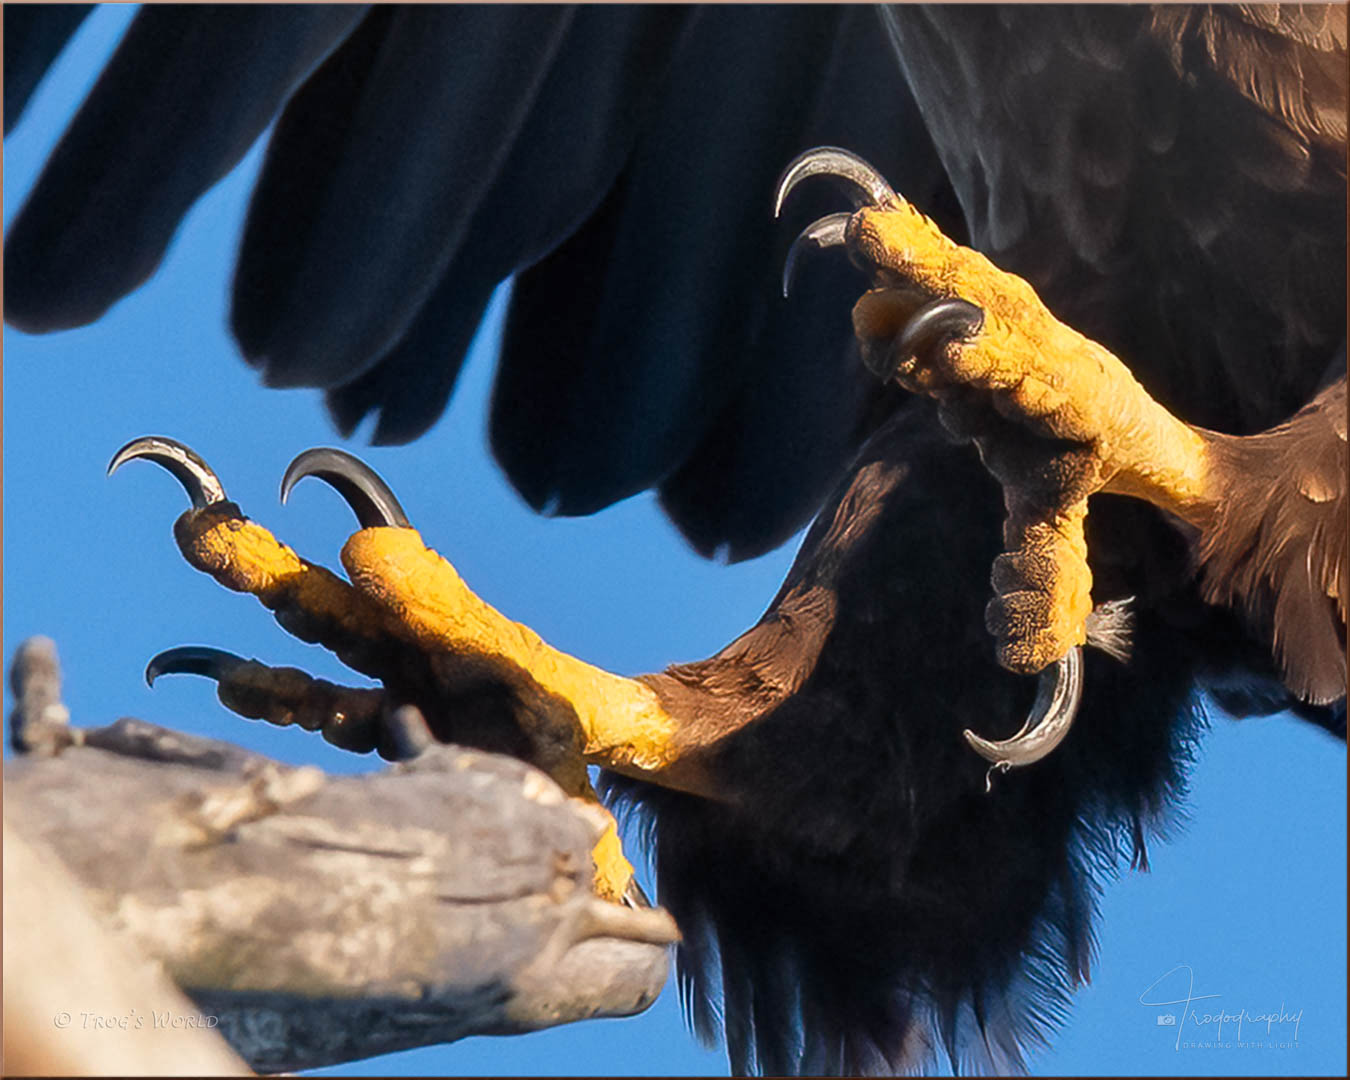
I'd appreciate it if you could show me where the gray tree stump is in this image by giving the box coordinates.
[4,637,676,1074]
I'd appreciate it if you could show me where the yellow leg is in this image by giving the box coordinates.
[841,198,1220,672]
[149,480,697,903]
[339,526,712,790]
[848,203,1212,520]
[586,804,637,905]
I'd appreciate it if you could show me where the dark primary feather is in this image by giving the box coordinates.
[324,4,697,445]
[491,6,865,531]
[3,5,368,333]
[2,4,92,135]
[233,5,579,389]
[3,4,1345,1075]
[490,4,950,556]
[4,3,954,560]
[651,5,954,558]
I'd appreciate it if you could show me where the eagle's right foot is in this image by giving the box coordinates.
[776,148,1228,771]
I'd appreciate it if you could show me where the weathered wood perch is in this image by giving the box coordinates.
[4,637,677,1074]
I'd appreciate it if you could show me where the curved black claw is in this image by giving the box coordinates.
[895,298,985,365]
[382,703,434,762]
[781,211,852,298]
[280,447,411,529]
[773,146,898,219]
[145,645,248,688]
[963,646,1083,787]
[108,436,227,509]
[623,877,654,911]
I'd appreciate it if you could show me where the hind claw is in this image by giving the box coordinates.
[145,645,248,687]
[963,646,1084,784]
[893,298,985,368]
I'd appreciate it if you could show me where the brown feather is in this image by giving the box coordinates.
[1197,375,1349,704]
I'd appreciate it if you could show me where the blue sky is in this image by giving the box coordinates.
[3,8,1344,1076]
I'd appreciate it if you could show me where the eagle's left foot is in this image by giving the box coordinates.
[108,437,689,909]
[779,148,1222,767]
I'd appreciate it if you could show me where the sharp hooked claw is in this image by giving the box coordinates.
[962,646,1083,783]
[782,211,853,298]
[383,703,434,761]
[280,447,412,529]
[624,877,653,911]
[146,645,248,687]
[894,298,985,367]
[108,436,227,508]
[773,146,898,218]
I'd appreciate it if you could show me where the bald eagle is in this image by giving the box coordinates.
[5,4,1345,1074]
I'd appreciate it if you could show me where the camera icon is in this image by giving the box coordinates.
[1156,1014,1177,1026]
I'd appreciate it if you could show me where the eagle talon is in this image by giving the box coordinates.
[623,876,653,911]
[781,211,852,298]
[962,645,1083,781]
[383,703,434,761]
[145,645,248,687]
[281,447,412,528]
[775,147,901,298]
[774,145,899,217]
[891,297,986,381]
[107,435,228,508]
[113,436,674,900]
[147,643,389,752]
[774,149,1154,772]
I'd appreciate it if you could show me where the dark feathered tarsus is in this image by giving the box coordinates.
[610,405,1214,1073]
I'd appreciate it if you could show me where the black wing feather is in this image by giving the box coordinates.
[3,4,92,135]
[231,5,575,389]
[656,5,959,560]
[4,5,366,333]
[491,6,856,522]
[324,4,697,444]
[491,6,952,556]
